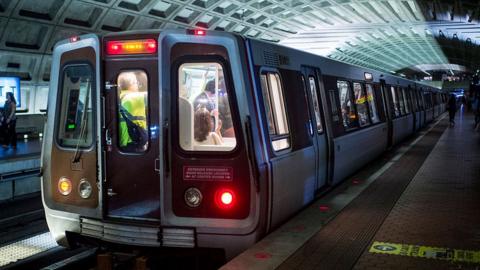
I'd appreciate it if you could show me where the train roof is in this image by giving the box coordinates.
[59,29,443,93]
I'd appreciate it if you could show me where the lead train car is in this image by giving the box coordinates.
[42,29,445,260]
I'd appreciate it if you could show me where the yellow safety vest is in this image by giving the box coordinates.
[119,91,147,147]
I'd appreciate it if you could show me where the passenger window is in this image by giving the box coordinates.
[57,64,94,148]
[353,82,371,127]
[366,84,380,124]
[308,76,323,133]
[390,86,400,117]
[260,72,290,151]
[337,80,358,130]
[178,62,236,152]
[117,70,149,152]
[402,88,410,114]
[397,88,406,115]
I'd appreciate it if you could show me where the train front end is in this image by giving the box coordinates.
[41,30,263,259]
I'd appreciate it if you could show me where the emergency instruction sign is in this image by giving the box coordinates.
[183,166,233,181]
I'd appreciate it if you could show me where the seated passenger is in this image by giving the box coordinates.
[194,108,222,145]
[193,79,234,137]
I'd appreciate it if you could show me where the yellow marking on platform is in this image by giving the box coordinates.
[369,241,480,264]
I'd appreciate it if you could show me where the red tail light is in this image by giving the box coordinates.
[215,188,235,209]
[106,39,157,55]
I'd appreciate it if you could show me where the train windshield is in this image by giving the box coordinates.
[178,62,236,151]
[56,64,94,148]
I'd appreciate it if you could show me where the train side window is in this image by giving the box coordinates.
[308,76,323,133]
[260,72,290,151]
[337,80,358,130]
[390,86,400,117]
[402,88,411,114]
[365,84,380,124]
[178,62,236,152]
[353,82,371,127]
[57,64,94,148]
[117,70,149,152]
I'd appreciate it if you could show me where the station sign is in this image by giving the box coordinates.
[0,77,21,108]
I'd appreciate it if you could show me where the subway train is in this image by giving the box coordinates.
[41,29,447,260]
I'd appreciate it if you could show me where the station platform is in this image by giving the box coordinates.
[0,139,42,202]
[0,139,42,161]
[224,111,480,269]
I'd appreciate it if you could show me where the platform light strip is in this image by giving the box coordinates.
[370,241,480,264]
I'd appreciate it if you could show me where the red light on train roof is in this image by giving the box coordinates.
[69,36,80,43]
[215,188,235,209]
[106,39,157,55]
[194,29,206,36]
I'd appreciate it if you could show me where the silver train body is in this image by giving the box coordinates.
[41,30,447,259]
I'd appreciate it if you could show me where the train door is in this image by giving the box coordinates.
[302,66,328,190]
[163,37,252,222]
[103,37,160,220]
[43,34,102,218]
[381,82,395,148]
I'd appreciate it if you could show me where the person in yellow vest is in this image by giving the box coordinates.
[117,72,148,151]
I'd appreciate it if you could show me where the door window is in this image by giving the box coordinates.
[397,88,406,115]
[308,76,323,133]
[178,62,236,152]
[57,64,94,148]
[117,70,149,152]
[402,88,411,114]
[260,72,290,151]
[337,80,358,130]
[353,82,371,127]
[365,84,380,124]
[391,86,400,117]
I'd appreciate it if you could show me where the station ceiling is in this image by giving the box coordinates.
[0,0,479,83]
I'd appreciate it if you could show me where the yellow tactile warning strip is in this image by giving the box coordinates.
[369,241,480,264]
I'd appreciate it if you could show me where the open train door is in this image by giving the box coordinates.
[102,35,161,221]
[43,34,103,221]
[301,66,328,190]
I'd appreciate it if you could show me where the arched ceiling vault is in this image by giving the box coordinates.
[0,0,479,83]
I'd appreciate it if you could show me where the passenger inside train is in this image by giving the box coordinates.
[117,71,148,152]
[193,107,223,145]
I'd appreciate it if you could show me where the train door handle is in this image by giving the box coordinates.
[105,129,112,146]
[105,81,117,90]
[107,188,117,197]
[154,158,160,172]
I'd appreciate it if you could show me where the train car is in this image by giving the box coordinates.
[41,29,444,261]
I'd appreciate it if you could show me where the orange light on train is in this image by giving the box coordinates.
[58,177,72,196]
[106,39,157,55]
[215,188,235,209]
